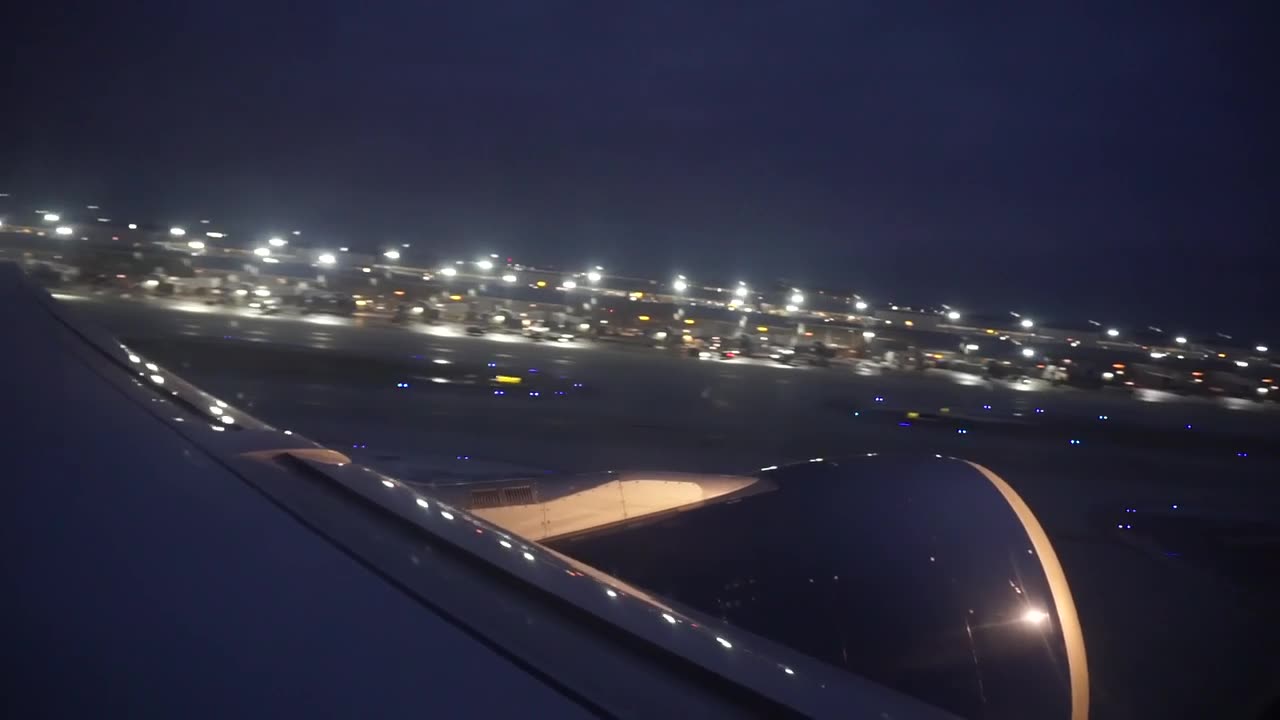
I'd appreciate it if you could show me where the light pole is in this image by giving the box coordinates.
[787,291,806,345]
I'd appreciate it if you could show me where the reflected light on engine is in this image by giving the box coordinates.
[716,637,733,649]
[662,613,676,624]
[415,498,429,509]
[381,480,395,488]
[1022,609,1050,625]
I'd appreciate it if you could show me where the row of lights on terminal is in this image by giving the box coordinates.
[17,211,1274,353]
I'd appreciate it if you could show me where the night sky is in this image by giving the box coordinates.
[5,2,1277,334]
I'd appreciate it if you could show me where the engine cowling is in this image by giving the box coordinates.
[549,455,1088,720]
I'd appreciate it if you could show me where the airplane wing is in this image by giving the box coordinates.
[1,261,969,717]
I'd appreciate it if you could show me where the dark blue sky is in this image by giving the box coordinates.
[4,2,1277,334]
